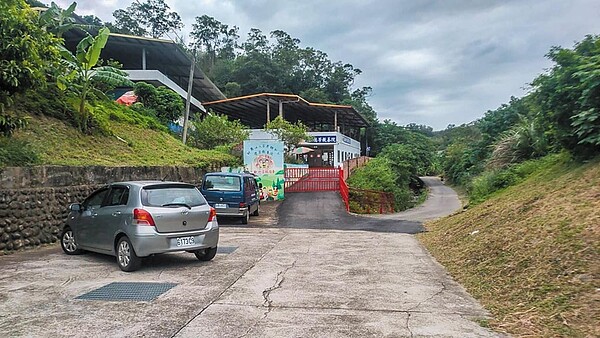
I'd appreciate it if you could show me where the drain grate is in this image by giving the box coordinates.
[76,282,177,301]
[217,246,238,254]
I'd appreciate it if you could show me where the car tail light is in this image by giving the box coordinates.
[133,208,155,226]
[208,207,217,222]
[239,202,246,208]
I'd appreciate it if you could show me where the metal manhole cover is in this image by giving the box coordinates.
[217,246,238,254]
[76,282,177,301]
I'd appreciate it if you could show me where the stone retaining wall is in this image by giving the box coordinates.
[0,166,206,254]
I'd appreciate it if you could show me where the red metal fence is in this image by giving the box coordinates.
[347,188,395,214]
[284,167,341,192]
[284,166,395,214]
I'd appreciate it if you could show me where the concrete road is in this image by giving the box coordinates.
[0,178,501,337]
[361,176,462,222]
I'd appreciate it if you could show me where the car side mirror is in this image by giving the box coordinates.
[69,203,82,212]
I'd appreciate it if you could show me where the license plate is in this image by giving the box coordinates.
[215,203,227,209]
[176,236,195,247]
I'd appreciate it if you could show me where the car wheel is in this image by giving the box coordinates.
[241,209,249,224]
[252,204,259,216]
[116,236,142,272]
[60,227,83,255]
[194,247,217,261]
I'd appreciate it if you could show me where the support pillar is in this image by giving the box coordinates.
[142,48,147,70]
[279,100,283,118]
[266,98,270,126]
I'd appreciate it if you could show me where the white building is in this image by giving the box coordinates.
[204,93,370,168]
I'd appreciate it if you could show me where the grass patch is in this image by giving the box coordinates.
[10,114,237,168]
[419,155,600,337]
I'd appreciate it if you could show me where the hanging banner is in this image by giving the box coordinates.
[244,140,285,201]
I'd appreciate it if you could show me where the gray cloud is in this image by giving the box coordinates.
[57,0,600,129]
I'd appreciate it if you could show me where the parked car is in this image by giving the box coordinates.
[200,172,260,224]
[60,181,219,272]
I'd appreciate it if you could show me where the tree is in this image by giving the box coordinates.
[58,27,133,132]
[189,15,239,71]
[38,1,78,38]
[111,9,146,36]
[265,115,312,153]
[0,0,60,133]
[132,82,184,124]
[532,35,600,158]
[189,114,249,149]
[112,0,183,38]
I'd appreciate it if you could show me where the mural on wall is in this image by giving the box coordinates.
[244,140,285,201]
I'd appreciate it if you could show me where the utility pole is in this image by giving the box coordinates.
[182,49,195,145]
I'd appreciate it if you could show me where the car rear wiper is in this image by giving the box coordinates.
[161,203,192,209]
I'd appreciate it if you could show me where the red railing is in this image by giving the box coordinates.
[284,166,394,214]
[284,167,340,192]
[348,188,395,214]
[339,168,349,211]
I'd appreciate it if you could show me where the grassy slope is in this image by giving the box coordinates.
[419,156,599,337]
[12,114,235,168]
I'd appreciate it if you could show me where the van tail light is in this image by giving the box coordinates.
[239,202,246,208]
[208,207,217,222]
[133,208,155,226]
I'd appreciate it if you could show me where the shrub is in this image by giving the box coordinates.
[0,137,40,166]
[469,153,567,204]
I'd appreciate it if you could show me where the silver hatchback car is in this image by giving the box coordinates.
[60,181,219,272]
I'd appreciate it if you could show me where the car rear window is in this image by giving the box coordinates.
[202,175,241,191]
[141,184,207,207]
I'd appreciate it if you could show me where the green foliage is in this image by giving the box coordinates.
[469,153,567,205]
[92,100,167,132]
[0,114,28,137]
[189,16,367,109]
[222,82,242,98]
[532,35,600,158]
[57,27,133,133]
[487,115,549,169]
[265,115,312,152]
[0,137,40,167]
[189,114,249,150]
[0,0,60,113]
[132,82,184,124]
[37,2,83,38]
[111,0,183,38]
[372,120,438,174]
[347,157,411,211]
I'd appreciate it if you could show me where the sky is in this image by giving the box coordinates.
[55,0,600,130]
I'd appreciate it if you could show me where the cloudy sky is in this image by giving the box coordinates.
[56,0,600,130]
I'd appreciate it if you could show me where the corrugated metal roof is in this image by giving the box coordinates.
[203,93,370,129]
[62,30,225,104]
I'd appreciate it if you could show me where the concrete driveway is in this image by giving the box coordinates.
[0,178,502,337]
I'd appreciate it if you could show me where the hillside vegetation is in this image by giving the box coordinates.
[420,154,599,337]
[7,114,235,168]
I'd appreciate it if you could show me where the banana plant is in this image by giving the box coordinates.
[58,27,133,132]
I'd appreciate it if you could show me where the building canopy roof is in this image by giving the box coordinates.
[203,93,370,129]
[62,30,225,103]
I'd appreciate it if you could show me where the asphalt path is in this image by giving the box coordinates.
[226,176,461,233]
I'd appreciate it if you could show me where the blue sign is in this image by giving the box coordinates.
[342,136,352,145]
[312,136,337,144]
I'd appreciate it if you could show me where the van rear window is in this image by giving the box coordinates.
[202,175,241,191]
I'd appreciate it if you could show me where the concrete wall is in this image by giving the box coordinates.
[0,166,206,254]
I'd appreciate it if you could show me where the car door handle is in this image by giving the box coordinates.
[112,211,121,216]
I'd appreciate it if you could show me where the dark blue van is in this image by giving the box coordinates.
[200,172,260,224]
